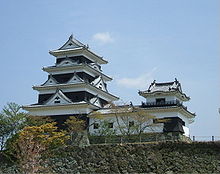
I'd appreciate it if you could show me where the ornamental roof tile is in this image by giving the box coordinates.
[139,78,190,101]
[147,78,182,93]
[58,35,86,50]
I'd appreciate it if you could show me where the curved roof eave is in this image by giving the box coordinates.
[49,48,108,64]
[32,83,119,101]
[42,65,113,82]
[139,90,190,101]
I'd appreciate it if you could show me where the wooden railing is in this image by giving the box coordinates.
[141,100,183,108]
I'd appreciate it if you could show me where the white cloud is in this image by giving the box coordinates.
[116,67,157,89]
[92,32,114,44]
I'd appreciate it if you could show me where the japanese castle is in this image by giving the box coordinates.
[138,79,195,137]
[24,36,195,137]
[89,79,195,137]
[23,35,119,125]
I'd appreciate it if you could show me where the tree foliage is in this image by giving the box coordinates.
[64,116,87,145]
[91,104,157,137]
[24,115,53,127]
[10,123,68,174]
[93,119,116,137]
[0,102,27,151]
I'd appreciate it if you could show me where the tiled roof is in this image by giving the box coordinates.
[147,78,182,93]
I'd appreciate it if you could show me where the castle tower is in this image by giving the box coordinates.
[139,79,195,137]
[23,35,119,124]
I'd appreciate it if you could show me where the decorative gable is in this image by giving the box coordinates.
[67,72,84,84]
[90,96,102,107]
[45,89,72,105]
[58,35,85,50]
[91,76,107,92]
[42,75,58,86]
[89,63,101,72]
[57,58,79,67]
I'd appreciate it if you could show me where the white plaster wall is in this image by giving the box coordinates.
[149,111,190,134]
[89,111,191,137]
[89,116,163,136]
[146,96,178,103]
[177,113,189,127]
[28,107,92,116]
[183,126,189,137]
[150,111,177,119]
[145,111,190,137]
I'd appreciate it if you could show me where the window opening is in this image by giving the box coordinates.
[54,96,60,104]
[94,123,99,129]
[54,100,60,104]
[99,83,103,89]
[108,122,114,128]
[129,121,134,127]
[156,98,165,104]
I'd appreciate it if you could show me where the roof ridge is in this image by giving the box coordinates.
[58,35,86,50]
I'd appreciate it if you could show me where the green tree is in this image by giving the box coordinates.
[12,123,68,174]
[0,102,27,151]
[114,106,156,137]
[91,104,156,138]
[64,117,89,146]
[93,119,116,137]
[24,115,53,127]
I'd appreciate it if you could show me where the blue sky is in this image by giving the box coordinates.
[0,0,219,137]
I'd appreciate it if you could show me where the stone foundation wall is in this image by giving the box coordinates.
[1,142,220,173]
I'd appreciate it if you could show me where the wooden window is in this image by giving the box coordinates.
[129,121,134,127]
[108,122,114,128]
[93,123,99,129]
[54,96,60,104]
[156,98,165,104]
[99,83,103,89]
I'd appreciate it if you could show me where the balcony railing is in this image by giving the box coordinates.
[141,100,183,108]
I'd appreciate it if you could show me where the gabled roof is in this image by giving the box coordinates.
[148,78,182,93]
[91,76,107,92]
[67,71,84,84]
[49,35,108,64]
[56,57,80,67]
[58,35,86,50]
[51,73,77,84]
[89,62,102,72]
[22,102,100,116]
[44,89,72,105]
[90,95,102,107]
[33,83,119,102]
[42,63,112,81]
[139,78,190,101]
[41,72,84,86]
[42,75,58,86]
